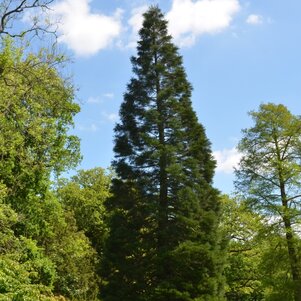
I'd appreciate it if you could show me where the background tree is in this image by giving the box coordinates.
[259,230,297,301]
[0,39,100,300]
[23,190,100,300]
[221,195,267,301]
[102,6,223,301]
[0,183,56,300]
[0,3,102,300]
[235,103,301,301]
[0,0,56,39]
[58,167,111,255]
[57,167,112,295]
[0,38,80,210]
[221,194,299,301]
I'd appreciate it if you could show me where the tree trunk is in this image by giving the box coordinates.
[155,49,169,283]
[283,214,301,301]
[280,184,301,301]
[276,135,301,301]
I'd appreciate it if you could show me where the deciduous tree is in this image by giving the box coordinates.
[0,0,56,39]
[0,38,80,210]
[235,103,301,301]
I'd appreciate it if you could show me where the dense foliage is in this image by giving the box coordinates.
[222,193,300,301]
[0,37,101,300]
[101,6,223,301]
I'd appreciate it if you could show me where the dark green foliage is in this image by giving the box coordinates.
[102,180,155,301]
[102,6,223,301]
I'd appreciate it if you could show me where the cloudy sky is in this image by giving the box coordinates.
[41,0,301,193]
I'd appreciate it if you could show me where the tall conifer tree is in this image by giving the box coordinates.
[102,6,223,301]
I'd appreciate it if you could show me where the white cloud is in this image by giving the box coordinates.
[246,14,263,25]
[87,96,102,104]
[87,93,114,104]
[166,0,241,46]
[77,123,99,132]
[103,92,115,99]
[127,5,148,48]
[102,112,119,122]
[129,5,148,34]
[51,0,123,56]
[213,147,242,174]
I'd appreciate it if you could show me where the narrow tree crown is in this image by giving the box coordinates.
[114,6,215,190]
[103,6,222,301]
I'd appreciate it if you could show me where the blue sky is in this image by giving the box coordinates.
[39,0,301,193]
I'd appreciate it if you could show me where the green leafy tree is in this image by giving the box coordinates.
[259,231,296,301]
[220,195,265,301]
[20,191,100,300]
[0,184,56,300]
[0,39,100,300]
[221,195,297,301]
[0,38,80,210]
[58,167,111,255]
[48,208,99,300]
[235,103,301,301]
[102,6,223,301]
[0,190,98,301]
[57,167,112,296]
[4,186,98,301]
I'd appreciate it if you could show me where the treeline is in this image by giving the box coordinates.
[1,4,301,301]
